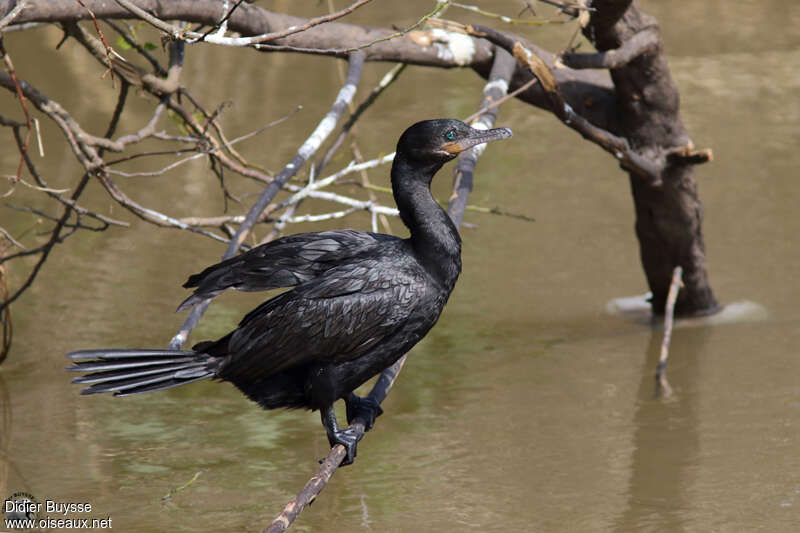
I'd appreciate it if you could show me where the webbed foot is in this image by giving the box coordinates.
[320,403,363,466]
[345,393,383,431]
[327,426,362,466]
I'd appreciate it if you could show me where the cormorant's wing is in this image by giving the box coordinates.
[178,230,393,311]
[215,255,431,382]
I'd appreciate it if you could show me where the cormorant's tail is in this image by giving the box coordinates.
[66,349,218,396]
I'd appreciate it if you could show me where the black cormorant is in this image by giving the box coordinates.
[66,119,512,464]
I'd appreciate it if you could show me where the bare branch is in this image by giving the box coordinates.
[0,173,87,314]
[103,19,167,75]
[0,0,621,132]
[0,225,24,250]
[280,153,395,212]
[463,75,537,123]
[114,0,376,47]
[0,36,33,184]
[655,266,683,396]
[62,21,183,96]
[450,2,573,25]
[0,0,25,30]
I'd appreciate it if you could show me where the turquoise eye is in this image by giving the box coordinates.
[445,130,456,141]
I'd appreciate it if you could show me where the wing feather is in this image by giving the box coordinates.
[216,256,429,383]
[178,230,395,311]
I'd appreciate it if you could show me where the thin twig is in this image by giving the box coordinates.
[0,37,33,185]
[463,75,537,124]
[75,0,117,86]
[0,0,26,31]
[160,470,205,502]
[450,2,572,25]
[655,266,683,396]
[103,19,167,76]
[255,0,452,55]
[278,153,395,213]
[114,0,376,47]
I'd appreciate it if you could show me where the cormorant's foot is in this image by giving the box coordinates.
[345,394,384,431]
[327,427,362,466]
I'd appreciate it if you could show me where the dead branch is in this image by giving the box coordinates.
[0,0,24,30]
[655,265,683,396]
[0,36,33,184]
[114,0,376,47]
[0,172,89,314]
[449,1,574,25]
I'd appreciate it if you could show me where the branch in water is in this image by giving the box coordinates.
[655,265,683,397]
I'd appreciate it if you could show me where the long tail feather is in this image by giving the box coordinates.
[66,349,217,396]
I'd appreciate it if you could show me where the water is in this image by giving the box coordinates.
[2,1,800,531]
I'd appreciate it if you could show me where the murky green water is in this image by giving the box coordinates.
[2,1,800,531]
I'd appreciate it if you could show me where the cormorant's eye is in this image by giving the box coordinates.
[445,130,456,141]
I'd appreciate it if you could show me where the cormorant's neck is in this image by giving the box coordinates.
[391,153,462,289]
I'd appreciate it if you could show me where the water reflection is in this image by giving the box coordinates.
[614,327,710,532]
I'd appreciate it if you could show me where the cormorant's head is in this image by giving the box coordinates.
[396,119,513,166]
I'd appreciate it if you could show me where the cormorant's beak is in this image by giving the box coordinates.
[440,126,513,154]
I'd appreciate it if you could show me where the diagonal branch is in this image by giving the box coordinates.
[0,0,24,30]
[655,265,683,396]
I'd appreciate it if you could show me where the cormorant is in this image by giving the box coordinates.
[66,119,512,464]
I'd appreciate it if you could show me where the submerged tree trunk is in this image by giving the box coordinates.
[578,0,719,316]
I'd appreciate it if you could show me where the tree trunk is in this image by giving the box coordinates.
[585,0,719,316]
